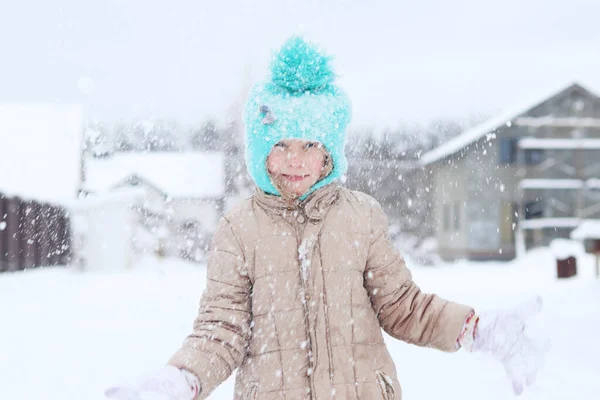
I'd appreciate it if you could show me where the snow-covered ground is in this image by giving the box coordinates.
[1,246,599,400]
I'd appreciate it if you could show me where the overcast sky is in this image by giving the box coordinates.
[2,0,600,130]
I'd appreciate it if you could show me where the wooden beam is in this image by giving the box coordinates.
[520,218,581,229]
[515,116,600,128]
[519,138,600,149]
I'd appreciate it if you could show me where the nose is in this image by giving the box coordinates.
[287,150,304,168]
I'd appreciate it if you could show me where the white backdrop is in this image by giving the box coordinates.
[0,103,83,202]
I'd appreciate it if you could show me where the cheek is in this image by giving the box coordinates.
[307,154,325,175]
[267,153,283,174]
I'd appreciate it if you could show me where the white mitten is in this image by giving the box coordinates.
[459,297,550,395]
[105,365,200,400]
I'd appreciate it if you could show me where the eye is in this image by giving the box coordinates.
[273,141,288,151]
[304,142,317,150]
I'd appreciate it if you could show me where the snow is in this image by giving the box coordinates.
[519,137,600,150]
[571,220,600,240]
[519,179,584,189]
[588,179,600,189]
[298,237,313,287]
[515,116,600,128]
[549,239,582,259]
[519,179,600,190]
[1,245,599,400]
[520,218,581,229]
[0,103,83,202]
[85,152,226,199]
[420,82,595,166]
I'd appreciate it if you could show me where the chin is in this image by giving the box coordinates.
[290,189,307,197]
[280,179,317,198]
[284,187,308,198]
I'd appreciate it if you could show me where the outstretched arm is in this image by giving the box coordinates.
[363,198,473,352]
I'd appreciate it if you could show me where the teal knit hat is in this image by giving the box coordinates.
[243,36,352,199]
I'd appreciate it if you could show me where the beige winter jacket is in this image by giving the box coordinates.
[169,184,473,399]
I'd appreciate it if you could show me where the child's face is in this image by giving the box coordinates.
[267,139,328,198]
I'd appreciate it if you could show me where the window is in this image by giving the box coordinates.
[443,203,461,232]
[524,149,545,165]
[499,137,519,164]
[524,200,544,219]
[443,204,451,232]
[453,203,461,230]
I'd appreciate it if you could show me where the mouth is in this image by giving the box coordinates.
[282,174,310,182]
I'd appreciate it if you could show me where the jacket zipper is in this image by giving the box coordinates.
[245,383,258,400]
[376,370,396,400]
[292,206,318,399]
[318,241,335,391]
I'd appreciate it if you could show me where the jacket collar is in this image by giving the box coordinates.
[253,183,340,222]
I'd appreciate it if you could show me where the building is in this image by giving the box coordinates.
[85,152,226,226]
[82,152,226,262]
[421,82,600,261]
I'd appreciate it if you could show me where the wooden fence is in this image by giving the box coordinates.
[0,193,71,272]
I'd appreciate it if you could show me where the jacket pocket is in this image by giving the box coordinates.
[376,370,396,400]
[245,383,258,400]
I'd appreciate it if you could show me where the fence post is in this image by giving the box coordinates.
[57,208,71,265]
[0,193,7,272]
[38,203,51,266]
[49,206,66,266]
[48,206,58,265]
[7,197,22,271]
[33,202,42,268]
[21,200,39,269]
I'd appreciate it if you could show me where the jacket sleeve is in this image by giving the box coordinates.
[363,199,473,352]
[168,216,252,399]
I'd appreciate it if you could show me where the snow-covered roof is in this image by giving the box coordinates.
[549,239,582,259]
[571,220,600,240]
[519,179,600,190]
[519,179,584,189]
[587,179,600,189]
[518,138,600,149]
[85,152,226,199]
[0,103,84,203]
[520,218,581,230]
[420,82,598,166]
[514,116,600,128]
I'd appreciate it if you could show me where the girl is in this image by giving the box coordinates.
[106,37,547,400]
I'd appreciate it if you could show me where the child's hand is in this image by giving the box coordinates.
[465,297,550,395]
[104,365,200,400]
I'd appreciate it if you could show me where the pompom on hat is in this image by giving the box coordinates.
[243,36,352,199]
